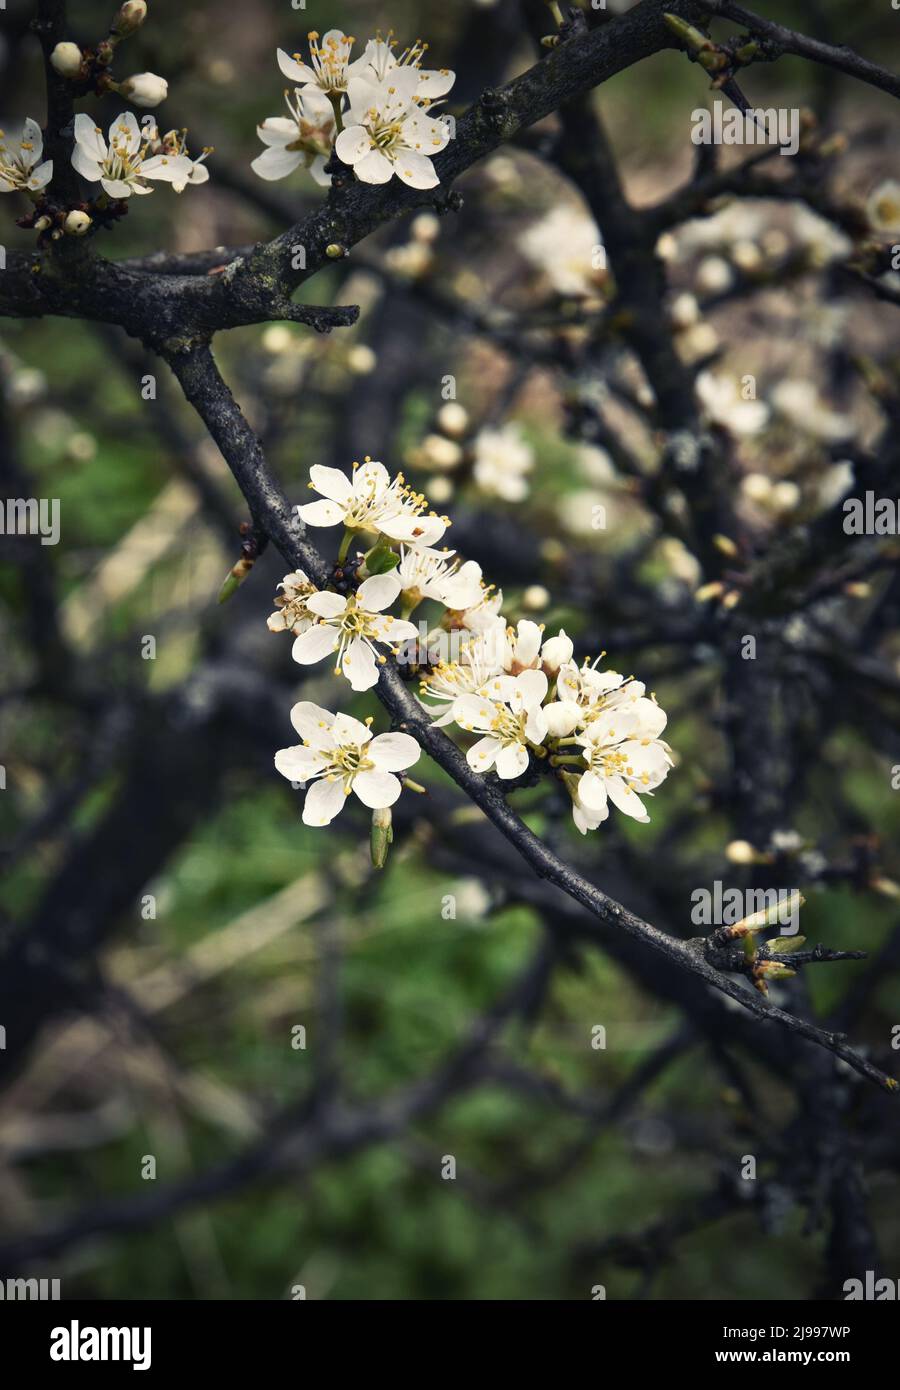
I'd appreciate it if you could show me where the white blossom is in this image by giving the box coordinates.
[352,36,455,104]
[419,629,505,726]
[696,371,769,436]
[573,698,671,828]
[290,572,419,692]
[867,179,900,232]
[500,620,573,676]
[297,460,448,547]
[0,118,53,195]
[554,659,645,731]
[251,86,335,186]
[472,424,534,502]
[267,570,316,634]
[274,702,420,826]
[452,584,504,634]
[520,206,606,298]
[71,112,192,197]
[453,669,549,779]
[335,72,450,188]
[142,124,211,189]
[396,546,483,610]
[277,30,358,97]
[770,379,853,443]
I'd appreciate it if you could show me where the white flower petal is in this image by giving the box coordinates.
[357,572,401,612]
[395,152,439,190]
[74,113,106,160]
[70,156,102,186]
[514,668,548,707]
[306,590,347,618]
[309,465,355,504]
[353,767,401,810]
[274,745,322,782]
[606,775,650,822]
[354,148,394,184]
[335,125,372,164]
[332,711,373,747]
[251,145,303,181]
[291,625,337,665]
[369,732,420,771]
[466,736,500,771]
[343,637,379,690]
[495,742,529,779]
[453,694,497,731]
[578,770,609,814]
[289,701,335,747]
[100,177,135,198]
[296,498,345,527]
[302,777,346,826]
[277,48,317,85]
[256,117,299,147]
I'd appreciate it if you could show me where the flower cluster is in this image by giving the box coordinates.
[72,113,208,198]
[271,460,674,839]
[5,5,209,234]
[253,29,455,189]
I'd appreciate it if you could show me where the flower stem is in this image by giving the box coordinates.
[337,528,354,565]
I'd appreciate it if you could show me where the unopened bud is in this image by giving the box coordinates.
[663,14,714,54]
[545,701,580,739]
[33,214,52,232]
[64,210,92,236]
[541,631,574,675]
[113,1,148,36]
[325,243,346,260]
[50,41,83,77]
[436,401,469,438]
[766,935,806,954]
[736,891,805,935]
[754,960,797,993]
[370,806,393,870]
[119,72,168,107]
[725,839,759,865]
[218,554,255,604]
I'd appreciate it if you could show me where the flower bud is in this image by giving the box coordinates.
[370,806,393,870]
[541,630,574,674]
[114,1,148,35]
[436,402,468,438]
[50,41,83,77]
[522,585,550,612]
[725,839,758,865]
[64,210,92,236]
[33,214,52,232]
[544,701,580,739]
[119,72,168,107]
